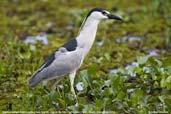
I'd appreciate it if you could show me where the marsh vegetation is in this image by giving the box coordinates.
[0,0,171,113]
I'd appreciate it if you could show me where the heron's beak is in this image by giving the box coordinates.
[107,14,122,21]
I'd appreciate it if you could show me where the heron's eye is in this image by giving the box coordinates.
[102,11,107,16]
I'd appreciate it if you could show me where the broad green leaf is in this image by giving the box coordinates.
[167,66,171,74]
[160,78,166,88]
[137,56,150,65]
[104,52,111,61]
[88,64,98,75]
[117,90,125,99]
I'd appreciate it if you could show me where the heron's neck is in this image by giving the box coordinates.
[77,18,100,52]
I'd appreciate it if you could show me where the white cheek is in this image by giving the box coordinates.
[103,15,108,19]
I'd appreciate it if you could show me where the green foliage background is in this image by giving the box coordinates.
[0,0,171,113]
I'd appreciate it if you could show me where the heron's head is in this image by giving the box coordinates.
[86,7,122,21]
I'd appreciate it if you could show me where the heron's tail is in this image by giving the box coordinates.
[29,71,43,88]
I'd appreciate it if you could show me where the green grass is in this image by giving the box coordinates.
[0,0,171,113]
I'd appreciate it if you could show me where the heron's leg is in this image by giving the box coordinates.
[42,80,50,93]
[42,80,48,86]
[69,71,77,98]
[51,78,62,89]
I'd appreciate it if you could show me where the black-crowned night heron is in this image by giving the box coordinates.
[29,7,122,98]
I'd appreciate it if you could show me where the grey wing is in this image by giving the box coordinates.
[29,49,60,87]
[30,51,56,79]
[29,49,82,87]
[42,50,82,80]
[31,38,77,78]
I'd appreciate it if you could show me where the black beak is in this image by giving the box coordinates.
[107,14,122,21]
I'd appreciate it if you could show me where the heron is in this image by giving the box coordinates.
[29,7,122,98]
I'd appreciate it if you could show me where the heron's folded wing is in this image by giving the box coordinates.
[40,50,82,79]
[29,50,63,87]
[31,38,78,77]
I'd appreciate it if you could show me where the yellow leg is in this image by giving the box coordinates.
[69,71,78,106]
[69,71,76,98]
[69,72,78,106]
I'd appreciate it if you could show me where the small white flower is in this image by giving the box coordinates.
[96,40,104,46]
[109,69,118,74]
[75,102,79,107]
[76,82,84,91]
[46,21,53,27]
[132,62,139,67]
[127,88,134,93]
[58,85,64,89]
